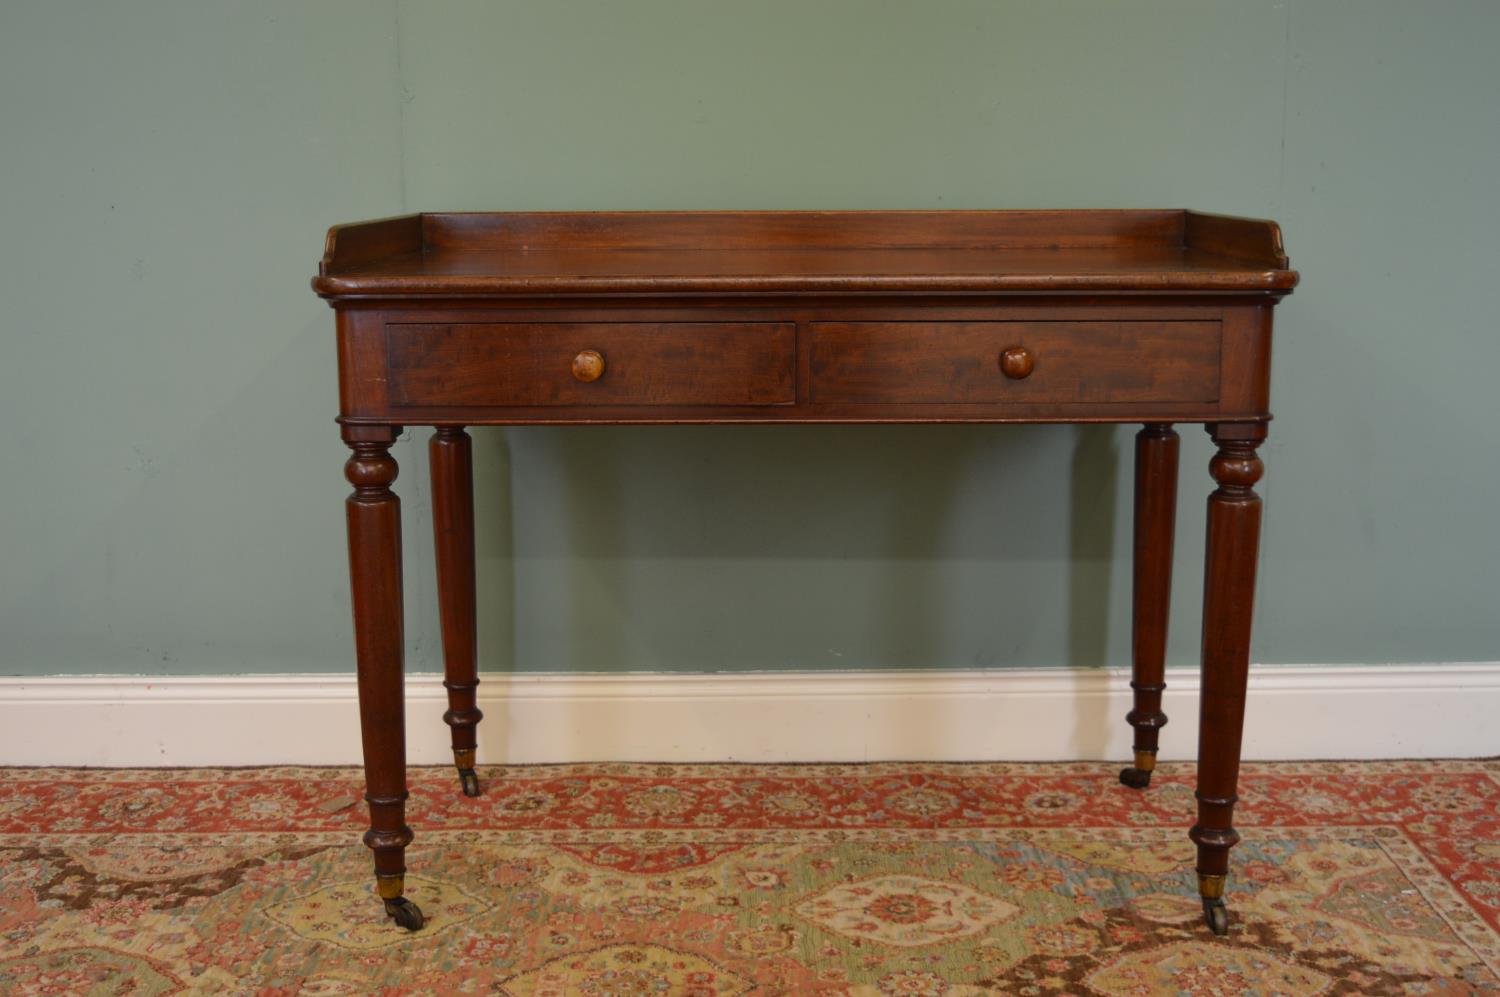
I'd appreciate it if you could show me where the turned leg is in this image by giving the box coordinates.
[343,426,422,931]
[430,427,483,798]
[1189,422,1266,936]
[1122,424,1179,789]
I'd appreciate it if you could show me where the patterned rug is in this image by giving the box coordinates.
[1,761,1497,995]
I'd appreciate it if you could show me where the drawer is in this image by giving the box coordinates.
[809,321,1221,405]
[387,322,796,407]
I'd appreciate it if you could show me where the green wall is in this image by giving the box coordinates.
[2,1,1496,677]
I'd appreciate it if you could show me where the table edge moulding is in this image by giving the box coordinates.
[313,209,1299,935]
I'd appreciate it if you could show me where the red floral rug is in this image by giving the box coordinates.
[1,760,1497,994]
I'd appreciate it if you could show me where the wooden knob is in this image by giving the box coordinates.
[571,350,605,383]
[1000,346,1034,380]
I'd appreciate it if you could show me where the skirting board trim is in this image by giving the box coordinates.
[2,664,1496,767]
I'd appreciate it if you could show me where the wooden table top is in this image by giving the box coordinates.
[312,210,1298,299]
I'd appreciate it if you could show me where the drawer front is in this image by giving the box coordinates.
[387,322,796,407]
[810,321,1221,405]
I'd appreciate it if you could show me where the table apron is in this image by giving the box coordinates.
[335,302,1273,425]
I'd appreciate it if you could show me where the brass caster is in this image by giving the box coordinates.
[1119,767,1152,789]
[1120,751,1155,789]
[458,768,481,798]
[384,896,425,931]
[1203,897,1229,936]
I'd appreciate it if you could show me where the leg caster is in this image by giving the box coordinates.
[1198,873,1229,936]
[384,897,425,931]
[459,771,481,798]
[455,748,480,798]
[378,875,424,931]
[1119,750,1157,789]
[1202,897,1229,936]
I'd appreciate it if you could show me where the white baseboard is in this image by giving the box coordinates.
[1,664,1496,767]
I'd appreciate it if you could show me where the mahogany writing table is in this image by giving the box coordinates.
[312,210,1298,934]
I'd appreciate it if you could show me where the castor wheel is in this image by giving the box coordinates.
[1203,898,1229,936]
[1119,767,1152,789]
[458,768,481,798]
[384,897,425,931]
